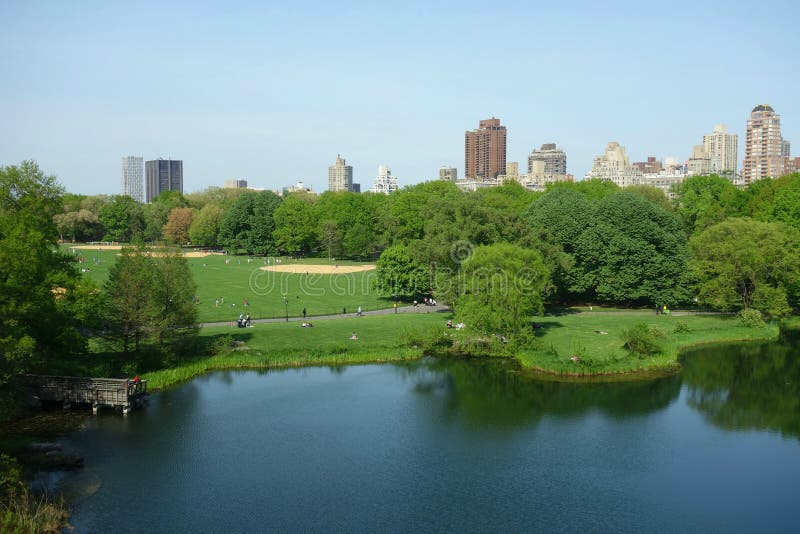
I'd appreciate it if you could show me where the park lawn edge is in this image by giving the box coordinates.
[142,313,786,390]
[143,347,425,390]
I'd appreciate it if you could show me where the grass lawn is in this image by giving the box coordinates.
[143,311,451,389]
[65,247,394,322]
[517,312,780,375]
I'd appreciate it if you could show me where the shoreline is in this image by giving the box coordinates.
[143,321,784,390]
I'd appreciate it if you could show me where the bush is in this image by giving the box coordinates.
[739,308,766,328]
[621,323,664,358]
[673,321,691,333]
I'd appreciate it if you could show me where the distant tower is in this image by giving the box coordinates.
[145,158,183,203]
[328,154,354,192]
[121,156,144,202]
[742,105,784,185]
[369,165,399,194]
[703,125,738,175]
[527,143,567,180]
[465,118,507,180]
[439,166,457,182]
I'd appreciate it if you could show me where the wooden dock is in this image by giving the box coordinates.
[24,375,148,415]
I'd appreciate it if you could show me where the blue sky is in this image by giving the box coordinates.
[1,0,798,194]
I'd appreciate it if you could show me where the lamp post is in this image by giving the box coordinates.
[283,296,288,322]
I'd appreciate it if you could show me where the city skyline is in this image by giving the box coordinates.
[1,1,798,194]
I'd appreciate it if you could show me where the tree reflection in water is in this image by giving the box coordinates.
[682,335,800,440]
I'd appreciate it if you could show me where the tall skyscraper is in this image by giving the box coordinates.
[439,166,457,182]
[742,104,784,185]
[465,118,506,180]
[369,165,399,194]
[121,156,144,202]
[145,158,183,203]
[328,154,354,192]
[527,143,567,181]
[702,124,738,175]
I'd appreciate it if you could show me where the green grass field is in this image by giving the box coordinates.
[143,312,450,389]
[517,312,779,375]
[66,247,394,322]
[139,309,782,388]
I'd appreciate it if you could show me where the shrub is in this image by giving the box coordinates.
[739,308,766,328]
[621,323,663,358]
[673,321,691,333]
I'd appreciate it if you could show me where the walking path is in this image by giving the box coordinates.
[200,304,451,328]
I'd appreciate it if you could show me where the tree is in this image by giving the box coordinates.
[273,195,318,255]
[53,208,103,242]
[218,191,283,254]
[574,192,692,306]
[674,174,743,233]
[0,161,86,391]
[689,218,800,316]
[453,243,550,339]
[163,207,194,244]
[374,245,432,300]
[104,247,198,360]
[100,195,144,242]
[746,173,800,231]
[142,191,188,242]
[189,204,224,247]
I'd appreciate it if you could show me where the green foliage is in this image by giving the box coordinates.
[163,207,194,244]
[188,203,224,246]
[374,244,431,299]
[673,321,690,333]
[547,178,620,200]
[273,195,319,255]
[746,173,800,230]
[675,174,743,233]
[218,191,283,254]
[100,195,144,242]
[143,190,188,242]
[689,218,800,316]
[621,323,664,358]
[453,242,549,339]
[1,161,87,387]
[738,308,766,329]
[104,247,198,362]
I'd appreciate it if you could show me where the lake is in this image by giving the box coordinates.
[62,337,800,532]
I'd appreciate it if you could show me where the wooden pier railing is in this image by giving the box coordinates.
[24,375,147,415]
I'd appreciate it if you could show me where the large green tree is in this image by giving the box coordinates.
[104,247,198,360]
[189,204,224,247]
[674,174,743,233]
[273,195,319,255]
[218,191,283,254]
[100,195,144,242]
[374,244,432,300]
[745,173,800,230]
[453,242,550,339]
[0,161,86,391]
[689,218,800,316]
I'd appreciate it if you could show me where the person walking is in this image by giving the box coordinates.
[302,307,307,319]
[357,305,362,317]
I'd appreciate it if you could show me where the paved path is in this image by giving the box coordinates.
[200,304,451,328]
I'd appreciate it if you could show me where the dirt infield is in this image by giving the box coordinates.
[69,245,216,258]
[260,264,376,274]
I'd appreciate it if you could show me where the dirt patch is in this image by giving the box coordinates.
[260,264,376,274]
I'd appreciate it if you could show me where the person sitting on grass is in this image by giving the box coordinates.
[349,332,359,340]
[301,321,313,328]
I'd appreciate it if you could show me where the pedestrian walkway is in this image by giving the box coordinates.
[200,304,450,328]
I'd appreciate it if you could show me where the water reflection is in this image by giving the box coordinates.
[409,357,682,429]
[682,337,800,439]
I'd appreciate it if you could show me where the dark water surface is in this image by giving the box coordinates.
[64,339,800,533]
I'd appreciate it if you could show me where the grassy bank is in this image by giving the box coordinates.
[140,308,785,389]
[516,312,780,376]
[143,312,448,389]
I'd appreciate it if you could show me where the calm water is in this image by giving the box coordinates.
[62,338,800,533]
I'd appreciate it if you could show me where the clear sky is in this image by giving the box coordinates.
[1,0,798,195]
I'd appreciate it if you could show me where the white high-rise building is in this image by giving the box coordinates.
[702,125,738,175]
[586,142,642,187]
[369,165,399,194]
[121,156,144,203]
